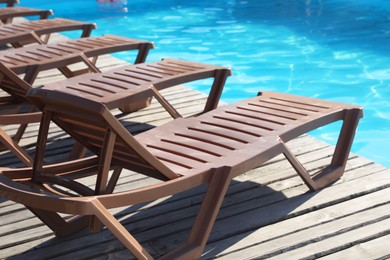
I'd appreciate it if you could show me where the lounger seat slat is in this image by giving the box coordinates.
[116,68,161,82]
[232,104,296,124]
[107,72,154,85]
[188,120,257,144]
[135,63,175,76]
[199,116,269,137]
[146,147,206,170]
[255,99,327,114]
[248,100,314,116]
[0,55,30,65]
[180,125,256,145]
[264,95,331,110]
[146,141,219,163]
[100,74,145,87]
[31,46,68,56]
[245,101,313,119]
[211,111,284,131]
[223,107,287,126]
[152,134,229,156]
[141,126,246,152]
[19,50,55,60]
[124,67,164,80]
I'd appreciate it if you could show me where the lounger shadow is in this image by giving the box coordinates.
[0,64,362,259]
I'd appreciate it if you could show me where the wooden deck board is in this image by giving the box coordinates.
[1,34,390,259]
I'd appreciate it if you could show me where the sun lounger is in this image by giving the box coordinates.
[0,58,230,166]
[0,64,362,259]
[0,34,155,82]
[0,0,18,7]
[0,18,96,47]
[0,6,53,24]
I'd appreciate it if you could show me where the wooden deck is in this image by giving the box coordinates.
[1,35,390,260]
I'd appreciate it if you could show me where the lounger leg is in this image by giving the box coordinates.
[80,24,95,38]
[0,128,32,166]
[58,53,101,79]
[161,167,232,259]
[150,86,182,119]
[89,127,117,232]
[282,108,363,191]
[134,43,153,64]
[105,166,123,194]
[331,108,363,169]
[91,199,154,260]
[203,69,231,113]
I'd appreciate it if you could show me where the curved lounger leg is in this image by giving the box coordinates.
[282,108,363,191]
[90,199,153,260]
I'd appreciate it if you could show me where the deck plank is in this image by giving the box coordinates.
[320,234,390,259]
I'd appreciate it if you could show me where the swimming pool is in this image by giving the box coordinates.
[22,0,390,168]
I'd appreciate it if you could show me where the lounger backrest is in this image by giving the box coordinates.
[27,88,180,181]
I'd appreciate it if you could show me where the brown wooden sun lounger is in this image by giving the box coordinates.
[36,58,231,114]
[0,66,362,259]
[0,6,53,24]
[0,18,96,47]
[0,34,155,82]
[0,58,230,166]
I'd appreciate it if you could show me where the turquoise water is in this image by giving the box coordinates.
[22,0,390,168]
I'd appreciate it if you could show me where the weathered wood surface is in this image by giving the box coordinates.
[1,33,390,260]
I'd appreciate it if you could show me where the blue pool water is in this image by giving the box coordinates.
[21,0,390,168]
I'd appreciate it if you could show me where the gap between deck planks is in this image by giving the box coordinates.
[1,33,390,259]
